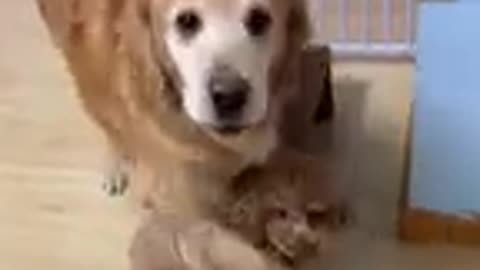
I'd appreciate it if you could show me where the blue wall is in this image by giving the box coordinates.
[410,2,480,214]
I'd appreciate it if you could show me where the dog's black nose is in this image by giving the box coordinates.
[211,88,248,117]
[209,66,250,119]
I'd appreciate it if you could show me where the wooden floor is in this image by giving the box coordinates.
[0,2,138,269]
[1,1,480,270]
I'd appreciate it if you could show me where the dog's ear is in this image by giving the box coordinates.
[270,0,311,102]
[286,0,311,57]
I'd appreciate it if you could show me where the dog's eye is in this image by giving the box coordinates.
[175,10,202,38]
[244,7,272,37]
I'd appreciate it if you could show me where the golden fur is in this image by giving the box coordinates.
[34,1,342,269]
[36,0,310,210]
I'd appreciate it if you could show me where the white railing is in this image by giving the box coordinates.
[310,0,417,59]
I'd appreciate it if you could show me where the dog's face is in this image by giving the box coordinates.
[148,0,305,134]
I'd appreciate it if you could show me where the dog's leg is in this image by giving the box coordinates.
[35,0,131,196]
[102,145,131,196]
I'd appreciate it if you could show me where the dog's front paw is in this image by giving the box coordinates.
[103,168,129,196]
[102,156,131,197]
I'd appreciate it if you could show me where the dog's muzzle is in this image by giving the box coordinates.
[208,65,251,134]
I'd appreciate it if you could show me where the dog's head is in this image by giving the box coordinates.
[137,0,309,135]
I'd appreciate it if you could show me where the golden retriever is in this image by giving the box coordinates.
[36,0,310,207]
[34,0,340,269]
